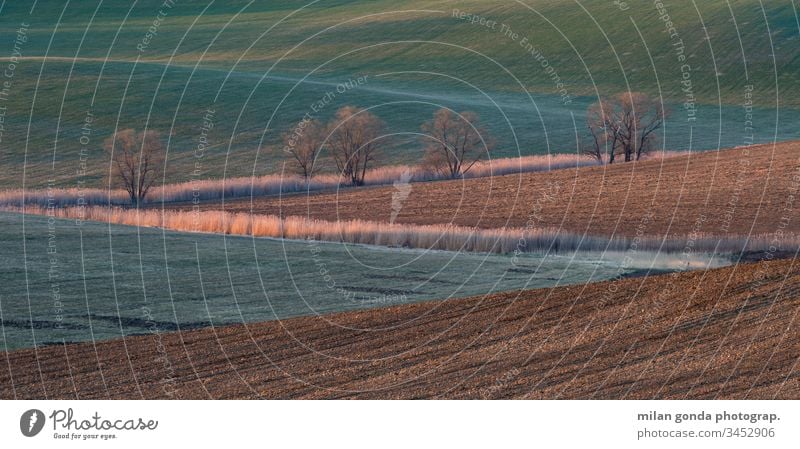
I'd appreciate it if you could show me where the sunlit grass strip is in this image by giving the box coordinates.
[9,205,797,256]
[0,152,686,208]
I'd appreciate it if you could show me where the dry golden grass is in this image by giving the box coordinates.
[189,142,800,239]
[8,143,797,255]
[11,205,798,255]
[0,153,606,207]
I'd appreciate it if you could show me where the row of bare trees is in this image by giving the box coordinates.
[284,106,493,184]
[287,93,665,186]
[284,106,387,186]
[104,107,492,207]
[105,92,665,205]
[584,92,667,164]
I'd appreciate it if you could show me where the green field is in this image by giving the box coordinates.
[0,0,798,189]
[0,211,727,350]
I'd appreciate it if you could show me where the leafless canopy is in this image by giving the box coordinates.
[282,118,324,179]
[104,129,164,206]
[585,92,667,164]
[327,106,385,186]
[422,108,493,178]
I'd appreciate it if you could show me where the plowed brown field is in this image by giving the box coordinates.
[172,142,800,238]
[2,257,798,399]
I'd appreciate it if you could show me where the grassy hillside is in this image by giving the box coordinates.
[0,0,798,189]
[2,0,796,100]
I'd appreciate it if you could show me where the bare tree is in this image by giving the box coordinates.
[104,129,164,206]
[586,92,667,164]
[327,106,385,186]
[585,100,620,164]
[422,108,493,178]
[282,117,324,179]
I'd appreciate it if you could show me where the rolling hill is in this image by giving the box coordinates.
[177,141,800,240]
[0,211,678,351]
[0,0,799,189]
[2,256,797,399]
